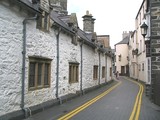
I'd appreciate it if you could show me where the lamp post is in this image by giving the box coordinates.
[140,22,148,38]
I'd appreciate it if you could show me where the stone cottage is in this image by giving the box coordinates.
[0,0,113,119]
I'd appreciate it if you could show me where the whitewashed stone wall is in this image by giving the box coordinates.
[58,32,81,96]
[0,3,24,116]
[24,22,57,108]
[100,53,106,84]
[0,2,113,116]
[25,22,82,107]
[106,56,112,81]
[82,44,99,89]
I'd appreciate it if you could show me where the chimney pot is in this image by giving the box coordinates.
[86,10,89,15]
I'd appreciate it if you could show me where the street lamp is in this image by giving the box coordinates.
[140,22,148,38]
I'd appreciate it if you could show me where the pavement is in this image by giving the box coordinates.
[24,76,160,120]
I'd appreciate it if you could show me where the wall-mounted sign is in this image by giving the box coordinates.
[40,0,50,13]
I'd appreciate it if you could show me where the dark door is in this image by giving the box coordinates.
[121,66,125,75]
[126,65,129,76]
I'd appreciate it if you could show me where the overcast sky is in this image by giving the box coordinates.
[67,0,143,48]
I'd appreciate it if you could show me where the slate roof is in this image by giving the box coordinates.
[77,29,96,48]
[19,0,41,13]
[50,11,74,34]
[18,0,111,55]
[115,36,129,45]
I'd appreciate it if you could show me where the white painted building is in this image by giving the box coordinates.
[129,0,151,84]
[115,32,130,76]
[0,0,113,119]
[129,31,138,80]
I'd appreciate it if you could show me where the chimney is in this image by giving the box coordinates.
[50,0,68,15]
[82,10,96,33]
[122,31,129,39]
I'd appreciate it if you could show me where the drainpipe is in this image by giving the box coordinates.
[55,27,62,104]
[22,15,37,117]
[98,52,101,85]
[80,40,84,95]
[105,54,107,83]
[149,1,153,101]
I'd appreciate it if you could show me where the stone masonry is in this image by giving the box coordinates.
[0,0,112,117]
[150,0,160,105]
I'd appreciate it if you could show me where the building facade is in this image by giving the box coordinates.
[0,0,113,119]
[115,32,130,76]
[129,0,160,106]
[150,0,160,106]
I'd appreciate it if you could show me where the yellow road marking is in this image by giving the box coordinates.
[58,81,121,120]
[128,78,144,120]
[135,84,143,120]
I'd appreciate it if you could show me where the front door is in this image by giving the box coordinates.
[121,66,125,75]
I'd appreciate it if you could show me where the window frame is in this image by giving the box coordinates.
[69,62,79,84]
[142,63,144,71]
[37,11,50,32]
[28,57,52,91]
[102,66,105,78]
[93,65,98,80]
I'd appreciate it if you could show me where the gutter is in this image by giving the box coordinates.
[22,15,37,117]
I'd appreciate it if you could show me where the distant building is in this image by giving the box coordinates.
[115,32,130,76]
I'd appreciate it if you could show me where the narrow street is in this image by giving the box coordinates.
[25,76,160,120]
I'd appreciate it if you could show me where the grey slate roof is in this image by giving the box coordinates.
[78,30,97,48]
[50,11,74,34]
[19,0,41,13]
[115,36,129,45]
[18,0,111,55]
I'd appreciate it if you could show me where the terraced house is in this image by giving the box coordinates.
[0,0,113,119]
[118,0,160,106]
[129,0,160,106]
[114,0,160,106]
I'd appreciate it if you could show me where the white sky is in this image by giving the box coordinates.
[67,0,143,49]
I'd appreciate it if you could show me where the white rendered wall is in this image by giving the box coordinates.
[115,44,129,74]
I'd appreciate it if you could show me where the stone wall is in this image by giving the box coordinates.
[0,3,24,116]
[0,2,113,116]
[150,0,160,105]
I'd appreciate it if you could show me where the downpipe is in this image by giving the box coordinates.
[55,27,62,104]
[22,14,37,118]
[98,52,101,85]
[80,40,84,95]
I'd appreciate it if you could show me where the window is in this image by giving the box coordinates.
[118,54,121,61]
[139,64,141,71]
[140,40,142,53]
[139,12,141,25]
[102,66,105,78]
[93,65,98,80]
[37,11,50,31]
[110,67,112,77]
[142,63,144,71]
[72,35,78,45]
[69,63,79,83]
[29,57,51,90]
[133,64,135,76]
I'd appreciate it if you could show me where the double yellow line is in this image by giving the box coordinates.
[129,79,144,120]
[58,82,121,120]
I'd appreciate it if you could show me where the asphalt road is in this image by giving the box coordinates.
[25,76,160,120]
